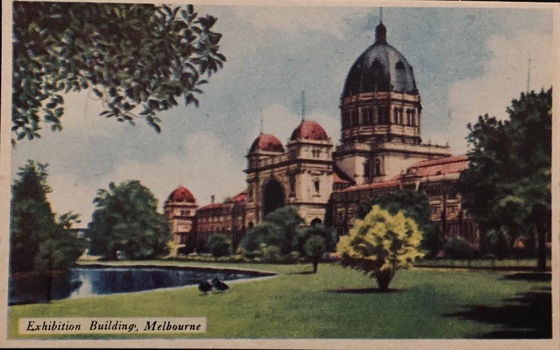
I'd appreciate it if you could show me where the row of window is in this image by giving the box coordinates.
[342,106,417,129]
[289,148,323,159]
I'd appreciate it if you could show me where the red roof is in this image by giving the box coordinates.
[199,203,224,210]
[249,133,285,153]
[199,190,247,210]
[290,120,329,141]
[343,180,400,192]
[333,172,350,184]
[231,190,247,202]
[404,155,468,177]
[167,186,196,203]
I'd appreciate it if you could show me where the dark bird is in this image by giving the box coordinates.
[212,278,229,293]
[198,280,213,295]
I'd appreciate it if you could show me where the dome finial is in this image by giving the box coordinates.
[375,8,387,44]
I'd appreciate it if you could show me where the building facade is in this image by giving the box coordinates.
[164,20,480,253]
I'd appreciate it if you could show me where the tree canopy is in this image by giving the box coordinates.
[337,205,423,291]
[87,180,172,260]
[207,233,232,258]
[458,88,552,270]
[12,2,225,144]
[10,160,85,273]
[240,206,305,259]
[357,190,441,258]
[293,223,337,273]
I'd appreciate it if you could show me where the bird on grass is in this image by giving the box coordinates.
[212,278,229,293]
[198,280,213,295]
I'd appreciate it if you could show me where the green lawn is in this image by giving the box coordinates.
[8,261,551,339]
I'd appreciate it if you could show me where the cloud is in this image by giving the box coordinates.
[232,6,358,38]
[445,30,552,154]
[45,172,99,224]
[101,132,246,207]
[50,90,130,138]
[43,132,247,224]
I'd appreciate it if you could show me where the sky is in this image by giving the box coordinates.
[7,1,555,226]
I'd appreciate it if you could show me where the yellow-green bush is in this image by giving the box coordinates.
[337,205,424,290]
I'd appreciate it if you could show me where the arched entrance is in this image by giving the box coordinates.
[262,178,285,218]
[311,218,322,226]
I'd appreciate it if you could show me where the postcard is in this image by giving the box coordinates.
[1,0,558,349]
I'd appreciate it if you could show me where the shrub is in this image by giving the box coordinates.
[337,205,423,291]
[207,233,232,258]
[260,244,282,263]
[444,238,474,259]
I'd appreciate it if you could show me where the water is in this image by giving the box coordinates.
[9,265,271,305]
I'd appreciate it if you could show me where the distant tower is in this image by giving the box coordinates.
[333,13,451,184]
[164,186,198,253]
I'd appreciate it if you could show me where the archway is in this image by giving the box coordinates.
[262,178,285,218]
[310,218,322,227]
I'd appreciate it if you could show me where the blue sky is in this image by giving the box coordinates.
[8,1,554,225]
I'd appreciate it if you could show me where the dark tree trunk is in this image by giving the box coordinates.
[312,258,319,273]
[43,272,52,303]
[375,268,394,291]
[536,226,547,272]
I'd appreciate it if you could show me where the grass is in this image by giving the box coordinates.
[8,261,551,339]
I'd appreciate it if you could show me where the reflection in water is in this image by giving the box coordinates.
[9,266,268,305]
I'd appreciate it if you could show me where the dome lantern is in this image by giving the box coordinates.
[375,22,387,44]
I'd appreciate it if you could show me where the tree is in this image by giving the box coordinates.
[12,2,225,144]
[459,88,552,270]
[293,223,337,273]
[207,233,232,257]
[337,205,424,291]
[260,206,305,255]
[357,190,440,258]
[10,160,85,274]
[443,238,474,260]
[88,180,171,260]
[239,206,305,258]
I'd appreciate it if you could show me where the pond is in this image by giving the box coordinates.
[9,265,274,305]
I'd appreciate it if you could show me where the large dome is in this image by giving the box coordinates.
[290,120,330,141]
[342,23,417,98]
[167,186,196,203]
[249,133,285,153]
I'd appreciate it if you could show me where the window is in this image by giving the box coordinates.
[362,107,373,125]
[314,180,320,193]
[352,109,358,126]
[395,61,405,70]
[406,109,411,125]
[310,148,321,158]
[372,59,382,69]
[289,176,296,197]
[379,107,389,125]
[290,149,297,159]
[363,159,370,177]
[375,159,381,176]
